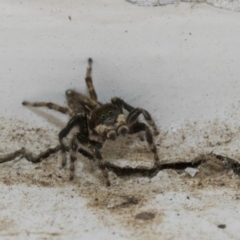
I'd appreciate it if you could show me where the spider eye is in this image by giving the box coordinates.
[100,114,106,120]
[108,110,113,116]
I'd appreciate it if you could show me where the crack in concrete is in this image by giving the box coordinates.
[1,148,240,178]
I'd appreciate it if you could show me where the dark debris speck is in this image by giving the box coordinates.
[135,212,155,220]
[218,224,226,229]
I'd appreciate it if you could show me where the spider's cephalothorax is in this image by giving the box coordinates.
[22,58,159,186]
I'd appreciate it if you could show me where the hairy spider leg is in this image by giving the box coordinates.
[78,148,94,160]
[112,97,159,136]
[128,122,159,165]
[76,133,110,186]
[58,114,87,167]
[22,101,70,115]
[111,97,134,112]
[85,58,98,104]
[94,148,111,186]
[69,134,102,180]
[69,136,77,180]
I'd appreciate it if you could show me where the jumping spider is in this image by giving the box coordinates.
[22,58,159,186]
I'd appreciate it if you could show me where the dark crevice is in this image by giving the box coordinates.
[104,157,206,177]
[104,154,240,177]
[1,147,240,179]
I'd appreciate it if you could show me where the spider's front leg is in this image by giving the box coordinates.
[128,122,159,166]
[58,114,88,168]
[112,97,159,136]
[68,135,96,181]
[76,133,111,186]
[69,136,78,180]
[92,148,111,187]
[59,114,111,186]
[127,109,159,165]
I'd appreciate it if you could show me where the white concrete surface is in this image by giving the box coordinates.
[1,0,240,131]
[128,0,240,12]
[1,0,240,239]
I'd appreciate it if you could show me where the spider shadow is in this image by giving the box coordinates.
[25,107,67,129]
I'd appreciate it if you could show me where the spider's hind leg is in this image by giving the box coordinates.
[22,101,69,115]
[85,58,98,104]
